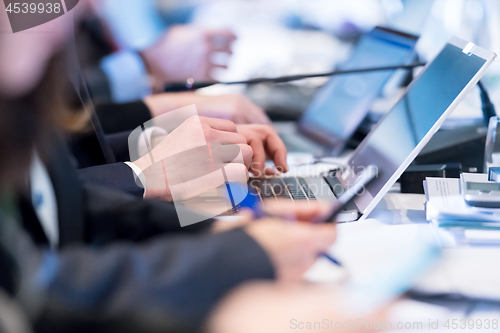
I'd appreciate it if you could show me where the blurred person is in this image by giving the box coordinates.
[65,0,276,198]
[93,0,234,84]
[70,41,280,200]
[49,6,280,200]
[96,92,271,128]
[0,3,337,332]
[140,25,237,89]
[71,94,285,199]
[79,0,272,125]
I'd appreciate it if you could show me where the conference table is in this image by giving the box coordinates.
[306,184,500,332]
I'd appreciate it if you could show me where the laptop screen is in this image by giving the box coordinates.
[346,41,488,213]
[298,27,418,153]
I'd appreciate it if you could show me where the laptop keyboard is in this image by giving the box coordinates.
[249,177,317,202]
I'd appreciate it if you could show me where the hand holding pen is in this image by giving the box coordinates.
[237,165,378,269]
[244,205,339,282]
[247,200,345,268]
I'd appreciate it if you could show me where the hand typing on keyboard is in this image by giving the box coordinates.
[237,125,289,177]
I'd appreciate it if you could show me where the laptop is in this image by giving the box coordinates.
[250,37,496,222]
[277,26,419,157]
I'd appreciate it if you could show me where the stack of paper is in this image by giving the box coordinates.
[425,175,500,245]
[418,177,500,299]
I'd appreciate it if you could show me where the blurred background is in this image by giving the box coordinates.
[149,0,500,133]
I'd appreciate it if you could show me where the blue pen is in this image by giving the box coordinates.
[320,252,343,267]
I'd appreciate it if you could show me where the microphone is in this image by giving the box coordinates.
[478,80,497,124]
[164,62,427,92]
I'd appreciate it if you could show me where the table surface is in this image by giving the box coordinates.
[305,188,500,332]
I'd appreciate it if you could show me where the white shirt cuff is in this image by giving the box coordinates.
[124,162,147,189]
[125,126,168,192]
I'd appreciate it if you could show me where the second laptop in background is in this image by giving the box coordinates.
[276,26,419,156]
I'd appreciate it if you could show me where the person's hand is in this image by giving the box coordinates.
[131,118,289,201]
[213,203,336,280]
[144,92,271,125]
[236,124,288,177]
[132,116,252,201]
[245,219,337,282]
[140,25,237,88]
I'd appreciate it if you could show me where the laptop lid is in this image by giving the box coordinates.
[339,38,496,219]
[298,27,419,155]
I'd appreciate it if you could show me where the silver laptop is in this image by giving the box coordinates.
[277,26,419,157]
[250,38,496,222]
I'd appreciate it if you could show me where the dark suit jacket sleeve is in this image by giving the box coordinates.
[78,162,145,198]
[82,184,213,240]
[84,65,113,105]
[51,137,211,243]
[3,221,274,333]
[95,101,152,134]
[106,131,132,162]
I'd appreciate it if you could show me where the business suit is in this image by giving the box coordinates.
[70,103,152,197]
[2,212,273,333]
[73,20,181,197]
[0,139,275,333]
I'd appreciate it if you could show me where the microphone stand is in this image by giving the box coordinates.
[163,62,496,125]
[164,63,428,92]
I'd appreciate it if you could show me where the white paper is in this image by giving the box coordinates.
[305,219,435,283]
[425,177,500,222]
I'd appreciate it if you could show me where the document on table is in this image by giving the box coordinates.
[425,177,500,223]
[304,198,500,303]
[305,220,435,283]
